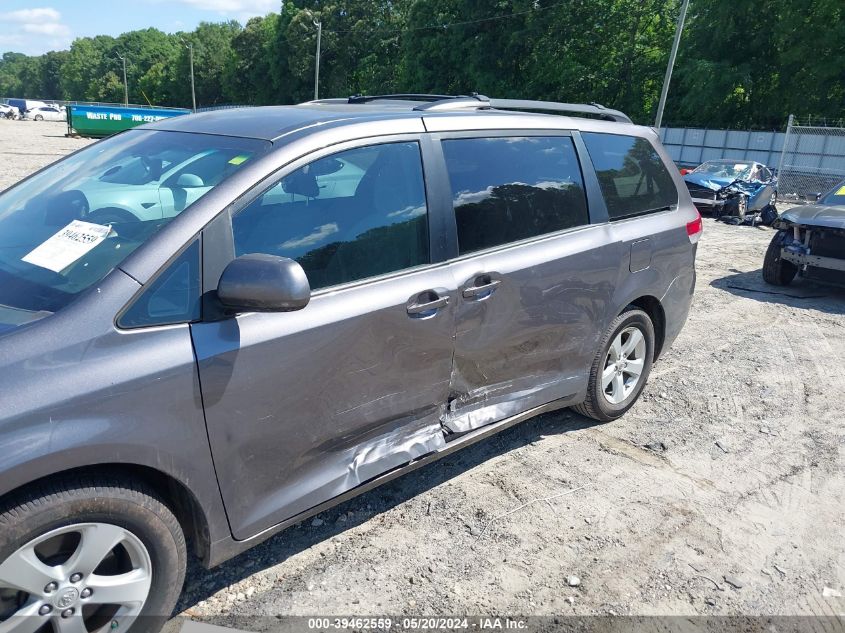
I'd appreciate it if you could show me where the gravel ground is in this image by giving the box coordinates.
[1,119,843,623]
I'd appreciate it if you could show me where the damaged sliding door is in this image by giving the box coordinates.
[192,139,457,540]
[437,133,619,435]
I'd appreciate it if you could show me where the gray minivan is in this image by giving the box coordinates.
[0,95,700,632]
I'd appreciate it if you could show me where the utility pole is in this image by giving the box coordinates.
[116,53,128,105]
[654,0,690,130]
[181,38,197,112]
[313,19,322,101]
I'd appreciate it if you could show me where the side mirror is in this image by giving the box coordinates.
[176,173,204,188]
[217,254,310,313]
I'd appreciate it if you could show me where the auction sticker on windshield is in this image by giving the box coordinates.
[22,220,111,273]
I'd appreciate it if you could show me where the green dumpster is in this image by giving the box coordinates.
[68,104,191,138]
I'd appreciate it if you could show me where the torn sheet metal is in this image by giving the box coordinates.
[251,413,448,528]
[344,418,446,487]
[441,377,577,435]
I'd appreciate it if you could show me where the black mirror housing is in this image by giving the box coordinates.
[217,254,310,313]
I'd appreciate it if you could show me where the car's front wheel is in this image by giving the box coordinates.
[34,115,43,122]
[573,308,655,422]
[762,231,797,286]
[734,194,748,221]
[0,476,186,633]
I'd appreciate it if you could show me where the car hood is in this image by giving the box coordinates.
[0,305,51,339]
[683,173,736,191]
[780,204,845,229]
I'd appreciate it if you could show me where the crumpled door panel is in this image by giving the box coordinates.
[442,227,623,436]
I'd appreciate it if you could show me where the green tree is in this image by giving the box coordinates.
[112,28,181,105]
[172,21,241,108]
[667,0,845,128]
[0,0,842,127]
[223,14,281,104]
[61,35,118,101]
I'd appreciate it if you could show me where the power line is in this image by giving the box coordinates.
[312,0,571,36]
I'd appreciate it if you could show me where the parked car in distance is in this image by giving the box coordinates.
[763,178,845,287]
[6,98,48,114]
[0,103,19,119]
[23,104,65,122]
[0,95,700,632]
[684,159,778,222]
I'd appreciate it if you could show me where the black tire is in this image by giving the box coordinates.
[34,115,44,121]
[0,475,186,633]
[762,231,797,286]
[573,308,655,422]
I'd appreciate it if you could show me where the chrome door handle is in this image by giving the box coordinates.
[407,295,449,315]
[462,279,501,298]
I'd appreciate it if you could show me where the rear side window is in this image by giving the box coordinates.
[582,133,677,220]
[441,136,589,255]
[232,142,429,291]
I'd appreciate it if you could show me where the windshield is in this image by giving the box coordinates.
[693,161,752,180]
[820,181,845,206]
[0,129,268,315]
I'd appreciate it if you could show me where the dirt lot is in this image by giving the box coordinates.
[1,119,843,622]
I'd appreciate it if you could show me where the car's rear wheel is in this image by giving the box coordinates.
[762,231,798,286]
[573,308,655,422]
[0,476,186,633]
[34,115,43,122]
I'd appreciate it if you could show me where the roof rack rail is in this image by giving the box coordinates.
[347,94,480,104]
[413,95,491,111]
[487,99,632,124]
[308,94,632,123]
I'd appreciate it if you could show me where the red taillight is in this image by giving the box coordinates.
[680,168,691,175]
[686,213,703,243]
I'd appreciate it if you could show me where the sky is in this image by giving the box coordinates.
[0,0,279,56]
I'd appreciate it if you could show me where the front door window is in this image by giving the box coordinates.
[232,142,429,290]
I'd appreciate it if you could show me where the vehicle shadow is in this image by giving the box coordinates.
[175,407,599,611]
[710,269,845,315]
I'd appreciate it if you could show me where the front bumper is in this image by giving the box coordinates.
[691,197,726,212]
[777,226,845,286]
[782,249,845,272]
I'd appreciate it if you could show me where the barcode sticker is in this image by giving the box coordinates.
[22,220,111,273]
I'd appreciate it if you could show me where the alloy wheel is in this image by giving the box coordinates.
[737,194,748,217]
[602,326,646,405]
[0,523,152,633]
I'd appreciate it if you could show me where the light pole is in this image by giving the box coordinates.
[654,0,690,130]
[116,53,128,105]
[301,10,322,101]
[181,38,197,112]
[313,19,322,101]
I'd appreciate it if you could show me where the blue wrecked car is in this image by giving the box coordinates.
[684,159,778,223]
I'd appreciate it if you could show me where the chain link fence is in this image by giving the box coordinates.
[776,114,845,204]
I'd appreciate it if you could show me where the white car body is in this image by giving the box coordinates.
[77,151,222,221]
[24,105,65,122]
